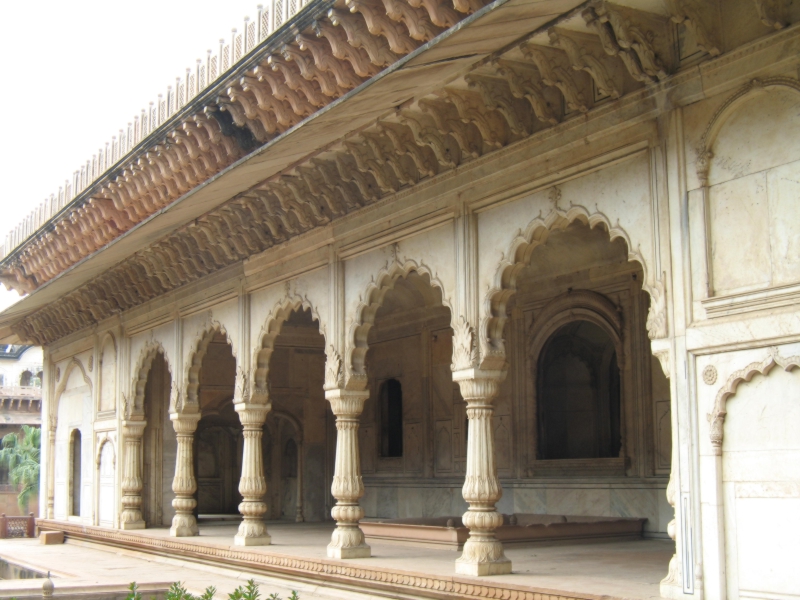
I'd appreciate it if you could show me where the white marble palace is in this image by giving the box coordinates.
[0,0,798,598]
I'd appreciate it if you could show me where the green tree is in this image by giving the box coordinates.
[0,424,41,512]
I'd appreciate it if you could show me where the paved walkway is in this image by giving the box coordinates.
[0,536,382,599]
[4,521,673,599]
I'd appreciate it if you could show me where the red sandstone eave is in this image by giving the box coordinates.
[0,0,590,345]
[0,0,494,295]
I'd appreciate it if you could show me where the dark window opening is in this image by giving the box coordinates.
[70,429,82,516]
[20,371,32,386]
[537,320,621,460]
[380,379,403,458]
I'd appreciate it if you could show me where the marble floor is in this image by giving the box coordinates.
[13,520,673,599]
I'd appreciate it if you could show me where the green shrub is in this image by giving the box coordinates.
[126,579,298,600]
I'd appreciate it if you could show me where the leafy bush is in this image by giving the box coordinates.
[126,579,298,600]
[0,425,40,512]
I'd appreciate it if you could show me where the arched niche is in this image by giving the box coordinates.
[697,78,800,296]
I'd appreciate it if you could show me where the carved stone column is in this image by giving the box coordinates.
[453,368,511,576]
[119,420,147,529]
[326,388,371,559]
[234,403,271,546]
[170,413,200,537]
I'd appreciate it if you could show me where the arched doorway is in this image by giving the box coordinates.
[262,307,326,522]
[358,270,458,517]
[503,219,670,527]
[141,352,175,527]
[193,332,240,518]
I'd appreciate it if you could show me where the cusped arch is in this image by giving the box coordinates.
[706,350,800,455]
[483,206,662,365]
[183,317,235,413]
[696,77,800,183]
[253,294,325,403]
[348,258,454,382]
[130,339,172,418]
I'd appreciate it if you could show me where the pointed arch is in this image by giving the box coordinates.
[707,350,800,455]
[252,294,325,403]
[52,357,93,422]
[348,257,454,383]
[482,206,664,365]
[129,339,173,418]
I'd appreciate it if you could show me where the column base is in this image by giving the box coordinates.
[327,543,372,559]
[327,522,371,559]
[455,557,512,576]
[234,533,272,546]
[120,521,146,530]
[170,515,199,537]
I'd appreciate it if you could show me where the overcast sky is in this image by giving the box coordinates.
[0,0,261,311]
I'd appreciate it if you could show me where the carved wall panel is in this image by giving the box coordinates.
[720,365,800,598]
[98,335,117,414]
[53,360,93,521]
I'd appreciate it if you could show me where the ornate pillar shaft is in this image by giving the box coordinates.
[454,369,511,576]
[295,440,304,523]
[234,403,271,546]
[170,413,200,537]
[326,388,371,559]
[120,420,147,530]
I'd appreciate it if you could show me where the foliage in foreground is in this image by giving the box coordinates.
[126,580,299,600]
[0,424,40,512]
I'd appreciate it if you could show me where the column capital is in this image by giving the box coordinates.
[234,402,271,425]
[169,412,200,432]
[325,388,369,417]
[121,420,147,435]
[452,368,507,403]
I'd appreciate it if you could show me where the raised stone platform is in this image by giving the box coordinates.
[361,515,646,550]
[36,519,671,600]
